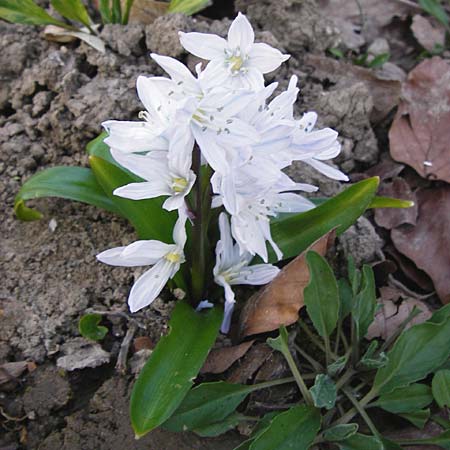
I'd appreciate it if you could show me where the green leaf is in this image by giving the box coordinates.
[163,381,261,432]
[0,0,68,27]
[371,383,433,413]
[347,255,361,296]
[50,0,91,26]
[266,325,289,353]
[328,355,348,377]
[432,369,450,408]
[111,0,121,23]
[373,312,450,395]
[168,0,212,15]
[269,177,380,262]
[130,302,222,438]
[352,265,377,341]
[89,156,176,242]
[338,433,383,450]
[425,429,450,449]
[248,405,321,450]
[193,413,245,437]
[328,47,345,59]
[98,0,112,23]
[78,314,108,341]
[367,53,390,69]
[304,251,339,338]
[418,0,449,27]
[368,196,414,209]
[380,438,403,450]
[399,409,430,429]
[309,374,337,410]
[14,166,120,221]
[338,278,353,320]
[360,342,388,370]
[323,424,359,442]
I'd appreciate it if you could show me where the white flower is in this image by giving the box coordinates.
[179,12,290,90]
[290,112,349,181]
[214,213,280,333]
[110,131,195,211]
[96,213,187,312]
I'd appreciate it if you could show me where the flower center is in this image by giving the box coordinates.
[228,55,244,72]
[165,252,181,263]
[172,177,188,193]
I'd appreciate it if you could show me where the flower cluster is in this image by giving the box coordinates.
[97,13,347,333]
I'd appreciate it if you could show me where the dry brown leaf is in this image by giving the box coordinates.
[124,0,168,24]
[411,14,446,52]
[201,340,254,374]
[305,55,402,122]
[133,336,154,352]
[365,155,405,181]
[0,361,29,385]
[237,232,335,339]
[392,186,450,303]
[389,57,450,183]
[374,177,418,229]
[366,297,432,340]
[227,343,273,384]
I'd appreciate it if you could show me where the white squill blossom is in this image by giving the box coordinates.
[96,213,187,313]
[179,12,290,90]
[110,132,196,211]
[214,213,280,333]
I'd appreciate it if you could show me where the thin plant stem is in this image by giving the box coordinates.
[342,387,381,438]
[335,387,378,426]
[282,348,314,406]
[294,344,324,372]
[335,368,355,390]
[324,334,332,367]
[122,0,134,24]
[351,318,359,367]
[299,321,336,358]
[252,377,296,390]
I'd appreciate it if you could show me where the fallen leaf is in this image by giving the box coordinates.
[379,286,402,303]
[0,361,29,385]
[56,337,110,371]
[389,57,450,183]
[411,14,446,52]
[43,25,106,53]
[386,419,445,450]
[367,297,432,340]
[133,336,154,352]
[305,55,402,122]
[124,0,168,24]
[227,343,273,384]
[237,232,335,339]
[391,186,450,303]
[201,340,254,374]
[365,156,405,181]
[374,177,418,229]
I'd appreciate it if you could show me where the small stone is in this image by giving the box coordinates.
[56,338,110,371]
[368,38,390,56]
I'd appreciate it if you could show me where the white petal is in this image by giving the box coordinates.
[128,259,174,312]
[114,181,171,200]
[232,264,280,285]
[305,158,349,181]
[192,125,230,173]
[163,195,186,211]
[276,192,315,213]
[298,112,318,132]
[103,121,167,153]
[217,213,236,268]
[242,67,265,90]
[196,300,214,311]
[179,31,227,60]
[248,42,290,73]
[150,53,199,94]
[168,129,194,176]
[110,148,169,182]
[220,173,238,215]
[136,76,172,117]
[173,211,188,248]
[220,284,236,334]
[228,12,254,53]
[97,240,172,267]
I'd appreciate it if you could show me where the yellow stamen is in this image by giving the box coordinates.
[165,252,181,263]
[172,177,188,193]
[229,55,244,72]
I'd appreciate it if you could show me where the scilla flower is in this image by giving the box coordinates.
[214,213,280,333]
[179,12,290,90]
[97,213,187,312]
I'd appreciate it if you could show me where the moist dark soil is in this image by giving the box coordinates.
[0,1,443,449]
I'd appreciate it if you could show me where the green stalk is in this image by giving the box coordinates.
[111,0,122,23]
[122,0,134,24]
[335,387,378,426]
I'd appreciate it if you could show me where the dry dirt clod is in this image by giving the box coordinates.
[56,338,110,371]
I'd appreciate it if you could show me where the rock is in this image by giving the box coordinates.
[101,24,145,57]
[338,216,383,265]
[56,338,110,371]
[146,13,193,58]
[368,37,390,56]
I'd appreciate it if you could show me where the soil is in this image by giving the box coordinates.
[0,1,444,449]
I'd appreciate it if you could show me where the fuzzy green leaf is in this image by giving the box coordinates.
[373,309,450,395]
[248,405,321,450]
[0,0,68,27]
[432,370,450,408]
[193,413,245,437]
[14,166,120,221]
[352,265,377,341]
[400,409,430,429]
[338,433,383,450]
[310,374,337,410]
[269,177,379,262]
[78,314,108,341]
[323,424,359,442]
[50,0,91,26]
[130,302,222,438]
[304,251,339,338]
[371,383,433,413]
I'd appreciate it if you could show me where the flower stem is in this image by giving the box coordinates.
[283,346,314,406]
